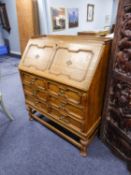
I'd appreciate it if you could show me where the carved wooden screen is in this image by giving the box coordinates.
[101,0,131,171]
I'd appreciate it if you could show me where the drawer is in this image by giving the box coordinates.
[23,84,33,95]
[21,72,46,90]
[48,95,84,120]
[25,94,83,132]
[21,72,34,84]
[35,100,48,113]
[49,107,83,132]
[25,95,36,106]
[35,90,48,102]
[23,84,48,102]
[25,94,48,113]
[47,81,86,106]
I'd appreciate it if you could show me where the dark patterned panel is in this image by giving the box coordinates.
[101,0,131,171]
[114,4,131,77]
[108,79,131,131]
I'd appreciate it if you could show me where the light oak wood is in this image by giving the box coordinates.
[19,35,111,156]
[78,30,110,37]
[16,0,40,54]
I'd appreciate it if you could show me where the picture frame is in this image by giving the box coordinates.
[68,8,79,28]
[51,7,66,31]
[87,4,94,22]
[0,3,10,32]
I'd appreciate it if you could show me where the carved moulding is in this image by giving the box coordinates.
[101,0,131,171]
[114,4,131,77]
[108,77,131,132]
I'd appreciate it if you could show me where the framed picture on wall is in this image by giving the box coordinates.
[51,7,66,31]
[87,4,94,22]
[0,3,10,32]
[68,8,79,28]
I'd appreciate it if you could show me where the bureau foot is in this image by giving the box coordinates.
[27,106,33,121]
[80,139,88,157]
[29,117,33,121]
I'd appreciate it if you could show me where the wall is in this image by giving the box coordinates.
[1,0,115,54]
[1,0,20,54]
[43,0,114,35]
[112,0,119,24]
[37,0,48,34]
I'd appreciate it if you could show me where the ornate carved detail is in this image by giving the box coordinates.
[114,4,131,77]
[23,44,54,71]
[49,47,93,82]
[105,121,131,159]
[108,79,131,132]
[101,0,131,169]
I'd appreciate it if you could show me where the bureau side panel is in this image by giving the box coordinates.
[86,44,111,133]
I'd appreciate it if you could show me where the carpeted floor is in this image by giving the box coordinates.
[0,56,129,175]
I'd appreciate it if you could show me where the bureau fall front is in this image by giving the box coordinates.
[19,35,111,156]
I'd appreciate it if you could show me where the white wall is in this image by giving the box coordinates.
[37,0,48,34]
[112,0,119,24]
[1,0,115,53]
[42,0,114,35]
[1,0,20,54]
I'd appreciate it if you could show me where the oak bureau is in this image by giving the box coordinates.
[19,35,111,156]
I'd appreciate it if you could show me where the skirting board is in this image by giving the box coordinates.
[10,51,21,58]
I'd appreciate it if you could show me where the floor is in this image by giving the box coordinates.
[0,56,129,175]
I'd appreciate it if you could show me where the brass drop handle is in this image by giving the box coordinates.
[58,102,67,110]
[40,87,45,91]
[35,101,39,105]
[59,115,70,124]
[58,89,65,96]
[59,115,65,120]
[60,89,64,94]
[30,78,36,85]
[60,103,66,107]
[32,89,39,96]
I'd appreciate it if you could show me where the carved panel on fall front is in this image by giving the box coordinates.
[49,47,93,82]
[20,39,104,91]
[22,44,54,71]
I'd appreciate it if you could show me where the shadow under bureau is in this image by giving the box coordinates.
[19,35,111,156]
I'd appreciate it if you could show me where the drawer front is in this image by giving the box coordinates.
[21,73,34,85]
[49,107,83,132]
[23,85,48,102]
[21,72,86,132]
[23,84,33,95]
[21,72,87,108]
[48,95,84,120]
[25,95,35,105]
[21,72,46,90]
[47,81,86,106]
[25,94,48,114]
[25,94,83,132]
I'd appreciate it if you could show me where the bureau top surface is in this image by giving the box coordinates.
[19,36,109,91]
